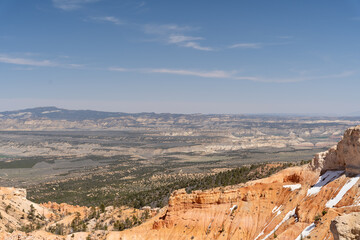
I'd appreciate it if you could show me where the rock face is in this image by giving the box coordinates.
[309,125,360,175]
[330,212,360,240]
[0,188,156,239]
[115,166,360,240]
[114,126,360,240]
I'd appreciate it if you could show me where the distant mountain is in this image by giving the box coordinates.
[0,106,131,121]
[0,106,359,123]
[0,106,201,122]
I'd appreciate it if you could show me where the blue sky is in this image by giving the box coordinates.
[1,0,360,114]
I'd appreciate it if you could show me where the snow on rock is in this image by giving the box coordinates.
[230,205,238,213]
[295,223,316,240]
[256,206,284,240]
[259,208,296,240]
[283,184,301,191]
[42,110,61,114]
[271,205,282,214]
[307,170,344,196]
[325,174,360,208]
[354,196,360,206]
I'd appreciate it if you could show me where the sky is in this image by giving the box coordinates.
[0,0,360,115]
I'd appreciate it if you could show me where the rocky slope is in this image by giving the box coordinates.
[0,126,360,239]
[114,126,360,240]
[0,187,158,239]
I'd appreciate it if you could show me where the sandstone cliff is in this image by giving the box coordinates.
[309,125,360,175]
[114,126,360,240]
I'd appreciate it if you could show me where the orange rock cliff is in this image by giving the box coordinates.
[114,125,360,240]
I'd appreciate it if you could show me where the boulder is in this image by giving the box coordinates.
[330,212,360,240]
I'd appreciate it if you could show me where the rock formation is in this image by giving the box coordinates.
[309,125,360,175]
[330,212,360,240]
[114,126,360,239]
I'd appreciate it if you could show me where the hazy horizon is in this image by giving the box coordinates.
[1,105,359,117]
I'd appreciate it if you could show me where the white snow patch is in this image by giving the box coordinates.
[256,206,283,240]
[271,205,282,214]
[42,110,61,114]
[230,205,238,213]
[355,196,360,206]
[295,223,316,240]
[9,112,31,117]
[283,184,301,191]
[325,175,360,208]
[307,170,344,196]
[259,208,296,240]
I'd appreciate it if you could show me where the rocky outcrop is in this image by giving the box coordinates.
[114,164,359,239]
[309,125,360,175]
[330,212,360,240]
[114,126,360,240]
[0,188,156,239]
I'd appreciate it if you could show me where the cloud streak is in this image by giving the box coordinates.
[109,67,355,83]
[167,34,213,51]
[0,55,57,67]
[90,16,124,25]
[229,43,263,49]
[260,71,355,83]
[143,24,195,35]
[109,67,256,80]
[142,24,213,51]
[52,0,100,10]
[0,54,83,69]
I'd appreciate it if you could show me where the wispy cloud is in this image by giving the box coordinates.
[109,67,256,80]
[0,55,57,67]
[168,35,203,44]
[229,43,263,49]
[109,67,354,83]
[148,69,234,78]
[182,42,213,51]
[0,54,83,69]
[257,71,355,83]
[90,16,124,25]
[52,0,100,11]
[108,67,129,72]
[142,24,213,51]
[167,34,213,51]
[143,24,195,35]
[229,41,291,49]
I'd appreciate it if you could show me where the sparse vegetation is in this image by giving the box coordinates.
[28,161,304,209]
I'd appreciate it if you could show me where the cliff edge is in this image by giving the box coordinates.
[309,125,360,175]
